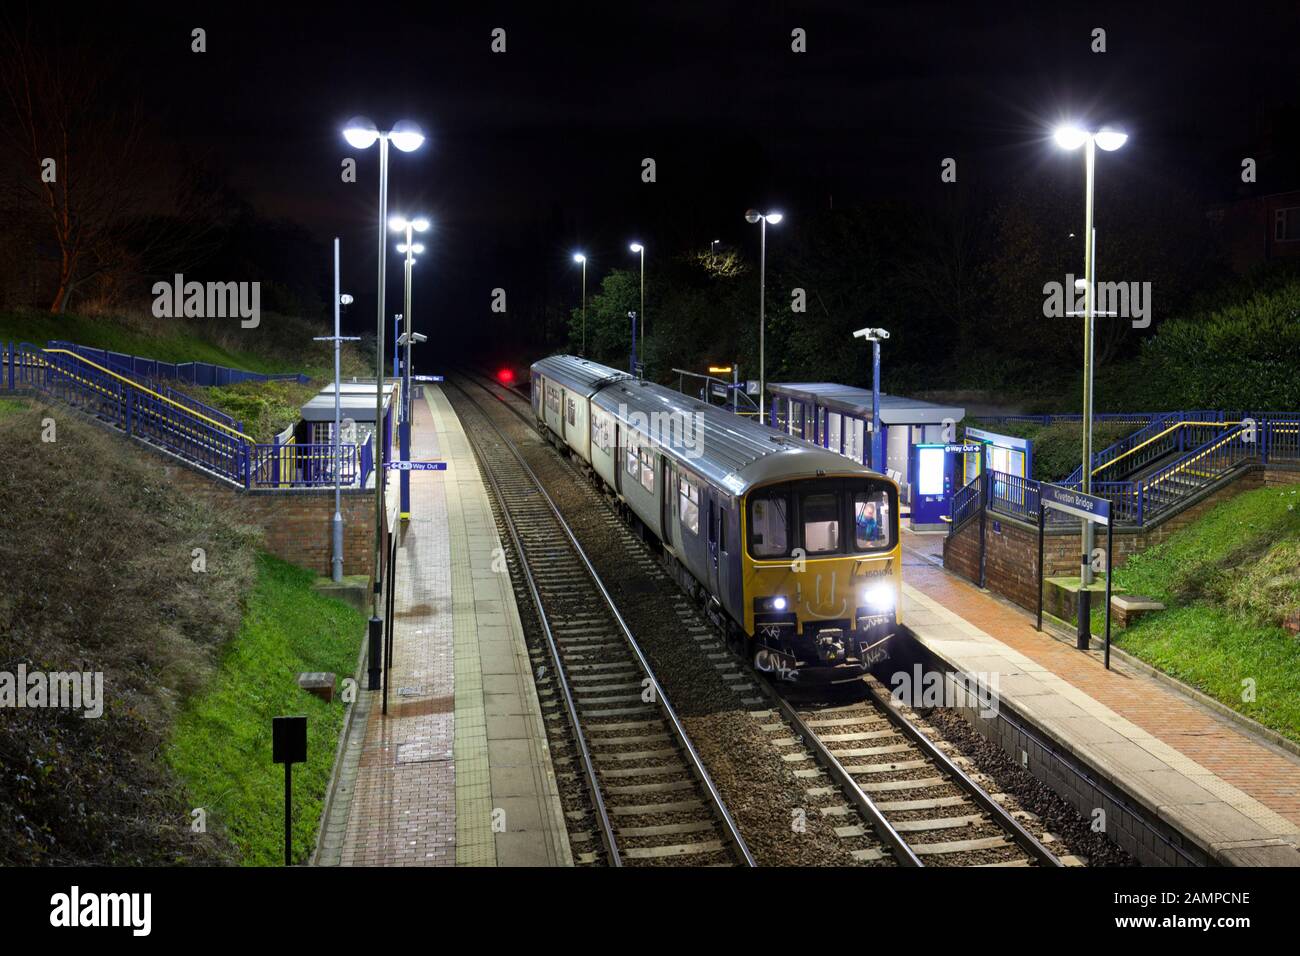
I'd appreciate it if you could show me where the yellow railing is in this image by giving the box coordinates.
[37,348,248,442]
[1094,420,1240,477]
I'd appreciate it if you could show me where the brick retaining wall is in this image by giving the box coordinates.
[943,467,1299,613]
[161,462,377,578]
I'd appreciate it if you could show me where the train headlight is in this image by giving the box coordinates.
[772,596,787,611]
[862,583,894,613]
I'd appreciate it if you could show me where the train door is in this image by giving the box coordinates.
[716,499,732,612]
[661,456,674,548]
[706,494,721,594]
[612,422,623,495]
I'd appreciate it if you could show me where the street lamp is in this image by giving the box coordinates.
[629,242,645,371]
[572,252,587,356]
[1053,122,1127,650]
[391,215,430,523]
[745,209,783,424]
[852,327,890,470]
[342,115,424,687]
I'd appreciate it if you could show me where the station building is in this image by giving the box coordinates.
[767,381,965,509]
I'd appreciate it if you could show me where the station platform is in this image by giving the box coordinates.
[316,386,571,867]
[900,528,1300,867]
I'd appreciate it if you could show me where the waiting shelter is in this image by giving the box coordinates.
[298,379,397,487]
[961,426,1033,483]
[767,382,965,506]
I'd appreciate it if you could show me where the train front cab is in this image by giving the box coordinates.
[740,474,902,683]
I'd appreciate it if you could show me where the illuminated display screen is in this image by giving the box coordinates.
[917,446,945,496]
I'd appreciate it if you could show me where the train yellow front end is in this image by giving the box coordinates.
[740,474,902,684]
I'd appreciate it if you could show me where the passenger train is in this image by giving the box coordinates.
[530,355,903,684]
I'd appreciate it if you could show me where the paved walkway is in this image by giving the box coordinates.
[317,386,570,867]
[899,529,1300,866]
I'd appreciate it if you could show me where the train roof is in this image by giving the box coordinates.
[531,354,630,398]
[591,376,882,496]
[768,381,964,425]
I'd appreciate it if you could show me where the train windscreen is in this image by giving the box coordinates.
[747,479,896,558]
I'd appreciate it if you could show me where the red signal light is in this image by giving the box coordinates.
[497,367,515,384]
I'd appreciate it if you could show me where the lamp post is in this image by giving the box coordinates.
[1054,123,1127,650]
[745,210,783,425]
[391,216,429,521]
[315,242,361,582]
[572,252,587,356]
[710,239,719,266]
[629,242,645,370]
[342,116,424,689]
[852,327,890,470]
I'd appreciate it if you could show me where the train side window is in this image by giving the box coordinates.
[748,490,789,557]
[566,396,576,426]
[678,475,700,533]
[719,509,727,553]
[639,445,654,491]
[625,429,639,480]
[801,492,841,554]
[854,488,894,551]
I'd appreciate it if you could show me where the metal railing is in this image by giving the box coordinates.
[7,340,376,493]
[248,442,362,488]
[948,474,983,533]
[1064,410,1222,484]
[47,340,309,387]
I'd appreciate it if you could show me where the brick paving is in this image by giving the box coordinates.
[334,396,457,865]
[900,530,1300,833]
[316,386,570,867]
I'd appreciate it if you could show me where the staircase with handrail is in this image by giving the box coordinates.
[3,341,368,490]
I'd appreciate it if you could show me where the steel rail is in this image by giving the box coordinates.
[461,414,623,866]
[861,661,1064,867]
[450,376,756,867]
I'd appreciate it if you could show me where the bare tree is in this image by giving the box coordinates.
[0,17,215,312]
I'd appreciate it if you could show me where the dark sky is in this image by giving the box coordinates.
[32,1,1300,358]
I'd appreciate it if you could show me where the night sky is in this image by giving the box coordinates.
[29,1,1300,360]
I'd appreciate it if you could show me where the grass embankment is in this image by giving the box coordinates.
[0,397,27,418]
[168,554,364,866]
[1,307,371,442]
[1093,485,1300,743]
[969,418,1143,482]
[0,402,363,864]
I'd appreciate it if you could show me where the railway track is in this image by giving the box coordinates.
[769,682,1063,867]
[452,369,1066,868]
[448,377,755,867]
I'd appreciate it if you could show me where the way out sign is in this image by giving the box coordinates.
[386,460,447,471]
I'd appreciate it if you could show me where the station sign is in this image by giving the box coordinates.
[1039,482,1110,525]
[386,461,448,471]
[944,443,982,453]
[412,374,444,382]
[710,383,728,398]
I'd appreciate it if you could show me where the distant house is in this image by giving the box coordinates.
[1209,189,1300,273]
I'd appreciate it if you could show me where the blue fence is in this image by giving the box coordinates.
[4,342,366,491]
[47,340,309,388]
[951,416,1299,534]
